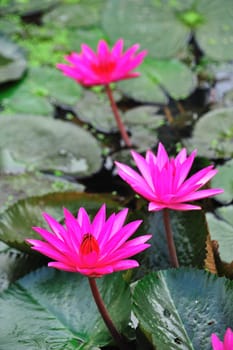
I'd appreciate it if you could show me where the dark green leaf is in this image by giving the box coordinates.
[0,268,131,349]
[137,209,209,274]
[133,268,233,349]
[0,191,122,251]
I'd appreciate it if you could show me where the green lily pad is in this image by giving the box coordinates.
[211,159,233,204]
[102,0,190,59]
[195,0,233,61]
[119,59,197,104]
[0,172,84,213]
[0,35,27,84]
[0,115,102,176]
[43,0,106,29]
[0,67,83,115]
[103,0,233,61]
[0,0,59,16]
[123,106,165,151]
[0,191,122,251]
[136,209,209,273]
[0,268,131,349]
[206,206,233,264]
[133,268,233,349]
[184,107,233,159]
[73,89,122,133]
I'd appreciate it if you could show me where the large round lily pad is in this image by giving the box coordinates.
[102,0,190,59]
[118,58,197,104]
[102,0,233,61]
[211,159,233,204]
[195,0,233,61]
[0,36,27,84]
[184,107,233,159]
[43,0,106,29]
[0,172,84,213]
[0,115,102,176]
[0,67,83,115]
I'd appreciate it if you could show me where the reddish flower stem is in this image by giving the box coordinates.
[105,84,132,148]
[162,209,179,268]
[88,277,130,350]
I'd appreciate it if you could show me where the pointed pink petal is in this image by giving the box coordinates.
[48,262,77,272]
[156,142,169,169]
[92,204,106,239]
[131,150,154,190]
[111,38,124,57]
[224,328,233,348]
[148,202,201,211]
[176,188,223,202]
[77,207,91,234]
[116,161,156,200]
[110,259,139,271]
[42,213,66,241]
[211,333,224,350]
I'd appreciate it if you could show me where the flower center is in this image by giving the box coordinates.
[91,60,116,76]
[80,234,100,255]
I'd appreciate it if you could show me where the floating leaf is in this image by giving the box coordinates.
[0,35,27,84]
[133,268,233,349]
[119,59,197,104]
[43,0,106,29]
[211,159,233,204]
[206,206,233,264]
[0,191,122,251]
[123,106,164,151]
[0,172,84,213]
[136,208,209,274]
[184,107,233,159]
[0,67,83,115]
[195,0,233,61]
[0,268,131,349]
[73,89,122,133]
[103,0,233,61]
[102,0,190,59]
[0,115,102,176]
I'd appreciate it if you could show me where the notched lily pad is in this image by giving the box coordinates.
[0,172,84,213]
[0,35,27,84]
[0,115,102,176]
[184,107,233,159]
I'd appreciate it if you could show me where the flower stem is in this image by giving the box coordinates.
[88,277,130,350]
[162,209,179,268]
[105,84,132,148]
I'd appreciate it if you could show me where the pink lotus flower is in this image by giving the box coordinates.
[27,204,151,277]
[211,328,233,350]
[115,143,223,211]
[56,38,147,86]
